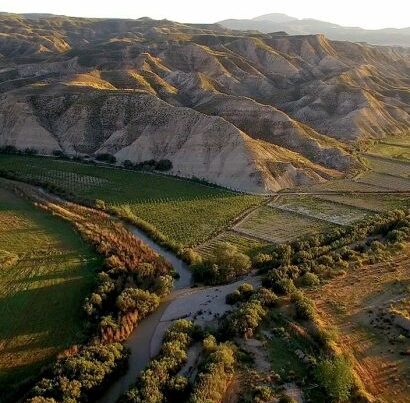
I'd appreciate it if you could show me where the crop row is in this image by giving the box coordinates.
[272,195,368,225]
[235,206,336,244]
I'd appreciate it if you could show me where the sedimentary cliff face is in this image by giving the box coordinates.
[0,15,408,192]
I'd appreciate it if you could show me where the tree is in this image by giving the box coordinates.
[155,159,173,171]
[116,288,160,315]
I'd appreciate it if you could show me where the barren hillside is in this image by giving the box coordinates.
[0,15,409,192]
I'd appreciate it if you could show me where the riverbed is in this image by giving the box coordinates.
[97,225,192,402]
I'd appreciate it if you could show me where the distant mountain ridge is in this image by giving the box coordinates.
[219,13,410,47]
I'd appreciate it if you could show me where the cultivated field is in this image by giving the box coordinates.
[363,155,410,178]
[292,178,386,193]
[357,172,410,191]
[316,193,410,212]
[272,195,368,225]
[234,206,336,243]
[0,155,262,247]
[308,247,410,402]
[366,136,410,161]
[0,185,98,394]
[195,230,267,259]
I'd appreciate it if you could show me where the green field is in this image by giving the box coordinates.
[291,178,385,193]
[363,155,410,178]
[0,155,262,247]
[234,206,336,243]
[0,186,99,393]
[356,171,410,191]
[366,136,410,161]
[316,193,410,212]
[195,230,267,258]
[273,195,368,225]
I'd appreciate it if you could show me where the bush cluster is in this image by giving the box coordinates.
[193,243,251,285]
[221,287,276,339]
[189,336,235,403]
[122,320,199,403]
[226,283,277,308]
[314,356,355,402]
[71,210,173,341]
[0,145,39,155]
[123,159,173,172]
[27,343,128,402]
[291,291,316,321]
[95,153,117,163]
[259,210,410,295]
[221,300,266,339]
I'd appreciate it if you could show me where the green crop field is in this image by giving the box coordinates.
[0,155,262,247]
[272,195,368,225]
[316,193,410,212]
[290,178,386,193]
[0,185,99,394]
[356,172,410,191]
[234,206,336,243]
[362,155,410,178]
[366,136,410,161]
[195,230,267,258]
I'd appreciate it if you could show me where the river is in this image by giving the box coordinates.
[97,225,192,403]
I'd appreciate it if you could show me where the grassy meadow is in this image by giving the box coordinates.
[0,186,99,394]
[0,155,262,247]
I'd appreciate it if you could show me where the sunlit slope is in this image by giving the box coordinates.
[0,15,409,191]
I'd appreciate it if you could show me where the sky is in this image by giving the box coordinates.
[0,0,409,30]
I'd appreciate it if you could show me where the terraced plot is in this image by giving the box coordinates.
[363,155,410,178]
[273,195,368,225]
[195,231,267,259]
[366,137,410,161]
[0,186,99,394]
[234,206,336,243]
[0,155,262,247]
[357,172,410,191]
[316,193,410,212]
[292,178,385,193]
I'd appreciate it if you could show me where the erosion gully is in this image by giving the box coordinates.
[97,225,192,403]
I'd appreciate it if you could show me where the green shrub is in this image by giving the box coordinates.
[189,337,235,403]
[300,272,320,287]
[278,395,297,403]
[252,287,278,307]
[226,290,242,305]
[193,243,251,285]
[95,153,116,163]
[155,159,173,171]
[29,343,128,401]
[275,278,297,295]
[122,320,196,402]
[222,300,266,338]
[315,356,354,401]
[295,296,316,320]
[116,288,160,316]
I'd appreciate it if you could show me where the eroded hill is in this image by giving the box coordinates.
[0,15,409,192]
